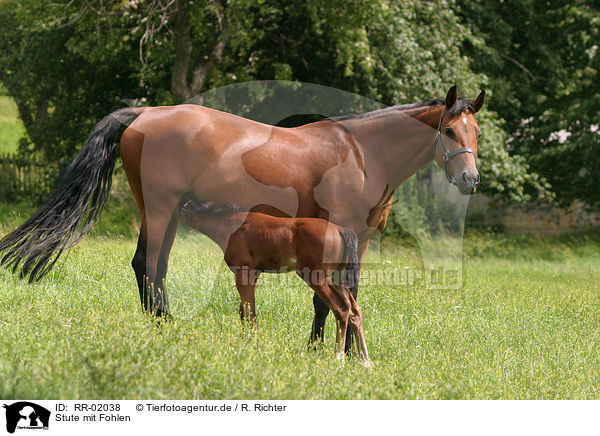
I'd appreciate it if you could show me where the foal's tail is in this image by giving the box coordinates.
[338,229,359,295]
[0,107,142,282]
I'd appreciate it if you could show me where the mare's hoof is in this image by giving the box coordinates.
[307,339,324,351]
[146,309,173,327]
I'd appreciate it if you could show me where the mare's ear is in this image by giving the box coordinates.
[445,85,458,110]
[472,89,485,113]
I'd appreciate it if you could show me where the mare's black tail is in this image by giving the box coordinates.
[338,229,359,295]
[0,107,141,282]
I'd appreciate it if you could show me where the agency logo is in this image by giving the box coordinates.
[2,402,50,433]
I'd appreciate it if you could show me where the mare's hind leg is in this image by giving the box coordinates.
[156,212,180,299]
[135,195,181,317]
[132,222,149,311]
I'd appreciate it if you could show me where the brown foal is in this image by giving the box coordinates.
[180,200,370,363]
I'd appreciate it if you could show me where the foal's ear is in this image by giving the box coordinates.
[472,89,485,113]
[445,85,458,110]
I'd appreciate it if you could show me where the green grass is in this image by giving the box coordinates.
[0,211,599,398]
[0,95,27,153]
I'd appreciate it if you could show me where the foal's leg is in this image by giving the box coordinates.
[309,241,368,350]
[347,292,370,366]
[234,267,260,328]
[307,279,350,359]
[343,239,369,354]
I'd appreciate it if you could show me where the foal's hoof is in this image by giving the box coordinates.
[361,359,373,369]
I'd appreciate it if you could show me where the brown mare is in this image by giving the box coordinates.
[0,85,484,352]
[179,200,370,363]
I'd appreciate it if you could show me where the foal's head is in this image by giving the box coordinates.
[433,86,485,195]
[180,200,240,226]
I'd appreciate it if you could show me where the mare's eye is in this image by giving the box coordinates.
[477,131,482,139]
[445,127,455,138]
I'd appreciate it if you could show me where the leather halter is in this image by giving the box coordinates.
[433,107,476,184]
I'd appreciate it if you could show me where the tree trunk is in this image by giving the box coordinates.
[170,0,229,103]
[171,0,192,103]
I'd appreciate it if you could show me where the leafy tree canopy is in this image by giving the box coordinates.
[0,0,562,204]
[460,0,600,209]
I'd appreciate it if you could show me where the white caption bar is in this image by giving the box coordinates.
[1,400,597,436]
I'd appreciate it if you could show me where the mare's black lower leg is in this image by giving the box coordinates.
[131,212,178,318]
[132,224,150,311]
[309,293,330,345]
[151,213,180,318]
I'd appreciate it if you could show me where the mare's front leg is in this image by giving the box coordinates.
[233,266,260,328]
[309,293,330,346]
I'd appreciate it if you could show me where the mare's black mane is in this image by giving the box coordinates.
[330,97,474,121]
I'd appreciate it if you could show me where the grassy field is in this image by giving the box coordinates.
[0,202,599,400]
[0,95,26,153]
[1,82,598,400]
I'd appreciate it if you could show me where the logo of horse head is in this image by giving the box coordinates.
[3,402,50,433]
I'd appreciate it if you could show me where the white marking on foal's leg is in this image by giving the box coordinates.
[335,319,347,361]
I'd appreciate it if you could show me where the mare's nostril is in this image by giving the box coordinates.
[462,172,468,184]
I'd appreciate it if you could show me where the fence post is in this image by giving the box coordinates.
[0,152,58,203]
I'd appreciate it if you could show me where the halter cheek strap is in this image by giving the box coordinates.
[433,107,476,184]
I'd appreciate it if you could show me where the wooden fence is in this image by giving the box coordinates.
[0,152,59,203]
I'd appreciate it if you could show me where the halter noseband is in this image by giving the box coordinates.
[433,107,476,185]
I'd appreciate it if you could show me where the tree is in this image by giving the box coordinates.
[364,1,550,203]
[0,1,141,160]
[0,0,550,203]
[460,0,600,209]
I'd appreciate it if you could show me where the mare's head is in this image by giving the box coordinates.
[434,86,485,195]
